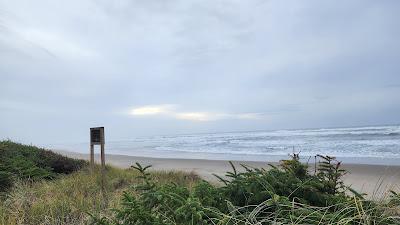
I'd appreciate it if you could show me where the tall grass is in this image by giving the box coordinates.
[204,197,400,224]
[0,166,200,225]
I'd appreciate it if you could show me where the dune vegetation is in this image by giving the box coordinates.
[91,157,400,225]
[0,142,199,224]
[0,141,399,225]
[0,141,199,224]
[0,140,87,192]
[0,165,199,225]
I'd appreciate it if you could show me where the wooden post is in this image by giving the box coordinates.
[90,144,94,170]
[100,127,105,169]
[100,141,107,207]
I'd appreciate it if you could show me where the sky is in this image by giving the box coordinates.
[0,0,400,144]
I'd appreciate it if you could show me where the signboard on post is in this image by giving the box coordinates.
[89,126,107,207]
[90,127,105,169]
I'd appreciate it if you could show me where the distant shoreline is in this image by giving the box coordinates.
[56,150,400,197]
[52,148,400,166]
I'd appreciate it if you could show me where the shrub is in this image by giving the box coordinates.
[0,170,13,191]
[0,140,87,192]
[92,155,400,225]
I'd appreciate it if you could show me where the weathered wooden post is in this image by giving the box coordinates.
[90,127,107,207]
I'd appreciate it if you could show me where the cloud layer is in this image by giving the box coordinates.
[0,0,399,143]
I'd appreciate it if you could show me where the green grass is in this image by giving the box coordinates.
[0,141,199,225]
[1,141,399,225]
[0,166,200,225]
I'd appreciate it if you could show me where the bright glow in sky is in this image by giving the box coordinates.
[130,105,174,116]
[129,105,261,122]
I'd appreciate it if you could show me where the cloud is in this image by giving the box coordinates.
[0,0,399,143]
[19,29,98,60]
[175,112,212,121]
[129,105,263,121]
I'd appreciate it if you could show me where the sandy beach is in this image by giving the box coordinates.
[58,151,400,197]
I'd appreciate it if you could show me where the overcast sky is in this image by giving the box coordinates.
[1,0,399,144]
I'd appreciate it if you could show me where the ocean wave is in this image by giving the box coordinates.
[46,125,400,159]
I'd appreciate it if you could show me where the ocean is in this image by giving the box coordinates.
[47,125,400,165]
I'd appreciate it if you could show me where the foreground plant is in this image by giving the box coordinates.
[92,155,400,225]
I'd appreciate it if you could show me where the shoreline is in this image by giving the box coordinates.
[51,148,400,166]
[57,150,400,197]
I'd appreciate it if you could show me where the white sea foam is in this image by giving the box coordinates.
[46,125,400,162]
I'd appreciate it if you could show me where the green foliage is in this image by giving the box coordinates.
[0,140,87,191]
[389,190,400,206]
[93,155,400,225]
[280,153,308,179]
[316,154,347,195]
[0,165,199,225]
[0,171,13,191]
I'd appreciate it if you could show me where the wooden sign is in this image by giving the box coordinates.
[89,127,105,169]
[90,127,104,145]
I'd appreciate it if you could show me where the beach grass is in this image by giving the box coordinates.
[1,141,399,225]
[0,166,200,225]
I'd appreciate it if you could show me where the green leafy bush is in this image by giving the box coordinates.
[93,155,400,225]
[0,140,87,191]
[0,170,13,191]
